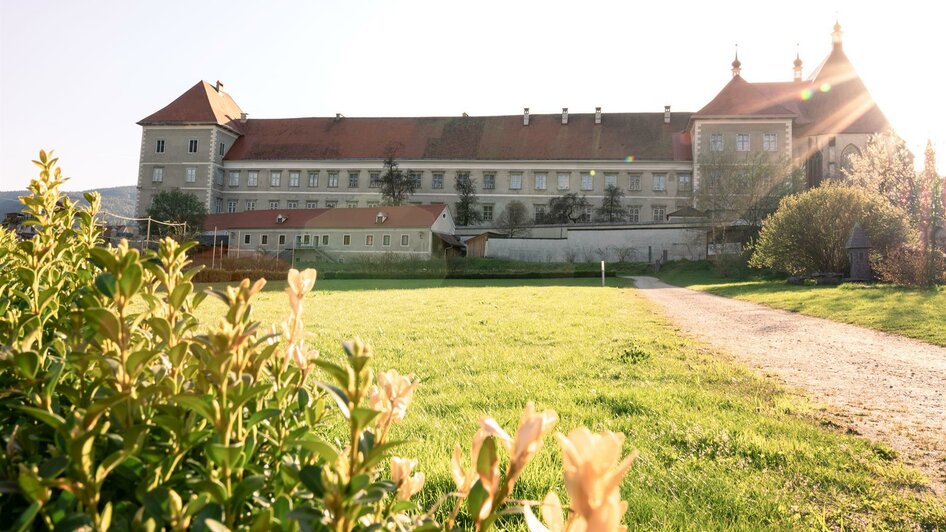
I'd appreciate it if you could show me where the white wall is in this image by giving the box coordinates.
[485,226,707,263]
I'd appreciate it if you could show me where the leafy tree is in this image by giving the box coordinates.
[379,156,416,206]
[495,200,532,237]
[143,189,206,238]
[546,193,590,223]
[454,171,482,226]
[750,184,913,275]
[844,132,917,218]
[596,184,626,223]
[696,148,801,246]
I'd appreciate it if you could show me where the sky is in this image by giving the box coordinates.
[1,0,944,192]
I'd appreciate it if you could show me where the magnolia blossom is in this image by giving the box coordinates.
[390,456,425,501]
[368,369,420,428]
[554,428,637,531]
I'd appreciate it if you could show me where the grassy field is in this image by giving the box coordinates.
[197,277,945,529]
[657,264,946,347]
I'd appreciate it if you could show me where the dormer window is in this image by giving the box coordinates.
[376,212,388,224]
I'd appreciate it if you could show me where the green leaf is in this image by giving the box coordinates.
[118,262,143,299]
[467,480,489,523]
[347,473,369,495]
[168,282,193,309]
[361,440,406,471]
[127,349,159,375]
[350,407,380,433]
[14,351,40,379]
[207,442,244,469]
[94,272,117,299]
[312,359,350,388]
[38,456,68,479]
[477,437,497,479]
[204,518,231,532]
[246,408,280,428]
[193,479,228,505]
[175,395,216,423]
[17,466,48,504]
[293,435,339,462]
[232,475,265,506]
[88,247,118,271]
[16,406,66,434]
[84,307,121,342]
[52,512,94,532]
[298,465,325,497]
[314,382,350,418]
[9,501,40,532]
[390,500,419,513]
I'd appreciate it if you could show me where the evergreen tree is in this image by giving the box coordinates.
[143,189,206,238]
[379,157,416,206]
[454,172,482,226]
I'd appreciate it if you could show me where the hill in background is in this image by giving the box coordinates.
[0,185,137,224]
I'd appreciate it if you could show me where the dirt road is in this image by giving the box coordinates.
[630,276,946,495]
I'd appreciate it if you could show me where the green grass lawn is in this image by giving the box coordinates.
[197,277,945,529]
[657,266,946,347]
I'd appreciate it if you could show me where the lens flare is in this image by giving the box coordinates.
[800,88,813,101]
[625,155,635,162]
[819,82,832,93]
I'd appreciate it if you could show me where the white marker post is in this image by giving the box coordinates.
[601,260,605,287]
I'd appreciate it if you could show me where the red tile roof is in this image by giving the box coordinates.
[204,204,448,231]
[223,112,693,162]
[139,81,245,134]
[693,47,888,136]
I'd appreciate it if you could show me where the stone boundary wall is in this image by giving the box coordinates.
[485,226,707,263]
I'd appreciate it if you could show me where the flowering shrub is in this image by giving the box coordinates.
[0,152,637,530]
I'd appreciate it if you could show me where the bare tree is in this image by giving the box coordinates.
[495,200,532,237]
[546,193,590,223]
[596,184,626,223]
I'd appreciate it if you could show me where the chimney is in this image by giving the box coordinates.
[664,105,671,124]
[562,107,568,125]
[215,80,224,93]
[240,112,248,124]
[335,113,343,121]
[595,107,602,124]
[523,107,530,126]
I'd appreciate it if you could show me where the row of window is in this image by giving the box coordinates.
[194,169,691,192]
[709,133,778,152]
[154,138,226,156]
[526,205,666,223]
[238,232,411,247]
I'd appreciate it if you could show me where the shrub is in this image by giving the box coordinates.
[873,245,946,286]
[0,152,638,530]
[750,184,914,275]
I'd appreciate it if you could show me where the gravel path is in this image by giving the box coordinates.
[629,276,946,496]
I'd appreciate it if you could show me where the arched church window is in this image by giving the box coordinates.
[841,144,861,176]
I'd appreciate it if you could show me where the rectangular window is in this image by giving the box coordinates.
[219,142,225,156]
[628,206,640,223]
[270,200,279,210]
[261,235,268,245]
[228,171,239,186]
[155,139,165,153]
[278,235,286,245]
[322,235,329,245]
[581,207,593,223]
[243,234,251,245]
[308,171,318,187]
[382,234,391,246]
[534,173,546,190]
[411,171,422,188]
[629,174,641,191]
[347,201,358,208]
[581,173,593,191]
[188,139,199,153]
[653,174,666,191]
[152,167,164,182]
[348,171,359,188]
[215,169,224,186]
[710,134,723,152]
[736,133,750,151]
[271,171,281,187]
[214,198,223,213]
[432,172,444,189]
[367,201,380,208]
[653,206,666,222]
[328,171,339,188]
[365,234,374,246]
[508,172,522,190]
[303,234,311,245]
[227,200,237,213]
[369,172,381,188]
[248,171,259,187]
[483,173,496,190]
[306,201,318,209]
[245,200,256,211]
[558,173,570,190]
[287,200,298,209]
[401,234,409,246]
[678,174,692,191]
[763,133,777,151]
[186,167,197,183]
[289,171,300,187]
[482,204,494,221]
[343,234,351,246]
[534,204,546,222]
[326,200,337,208]
[604,173,617,188]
